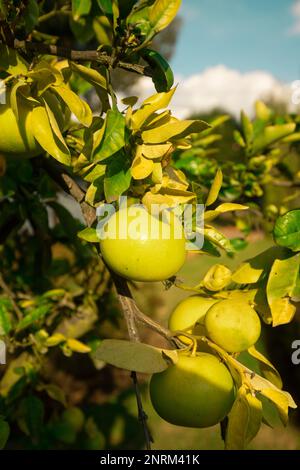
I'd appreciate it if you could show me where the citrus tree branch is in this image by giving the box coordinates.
[0,273,22,321]
[3,39,150,77]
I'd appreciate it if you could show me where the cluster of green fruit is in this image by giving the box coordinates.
[99,208,261,429]
[150,295,261,428]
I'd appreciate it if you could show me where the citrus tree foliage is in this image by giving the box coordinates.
[0,0,299,450]
[175,103,300,217]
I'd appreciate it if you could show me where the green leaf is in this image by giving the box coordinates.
[92,339,178,373]
[252,123,296,154]
[20,395,44,439]
[0,300,12,335]
[225,387,262,450]
[206,168,223,206]
[93,109,126,162]
[69,62,107,90]
[203,226,234,253]
[36,384,67,407]
[31,106,71,165]
[104,150,131,202]
[24,0,39,33]
[0,45,29,75]
[0,418,9,449]
[0,353,38,397]
[17,304,51,331]
[266,254,300,326]
[78,227,100,242]
[233,129,246,147]
[52,85,93,127]
[241,111,253,145]
[273,209,300,252]
[72,0,92,20]
[97,0,113,16]
[248,346,282,389]
[141,49,174,92]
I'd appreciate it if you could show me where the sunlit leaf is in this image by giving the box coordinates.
[203,264,232,291]
[142,119,209,143]
[130,88,175,130]
[31,106,71,165]
[52,85,93,127]
[67,338,91,353]
[266,254,300,326]
[206,168,223,206]
[248,345,282,389]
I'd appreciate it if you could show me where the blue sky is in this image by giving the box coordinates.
[171,0,300,82]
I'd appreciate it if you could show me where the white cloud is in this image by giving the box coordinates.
[288,0,300,35]
[127,65,295,119]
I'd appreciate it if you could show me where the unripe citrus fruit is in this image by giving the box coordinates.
[0,96,40,157]
[62,407,85,433]
[204,299,261,353]
[150,353,235,428]
[99,207,186,282]
[168,295,218,344]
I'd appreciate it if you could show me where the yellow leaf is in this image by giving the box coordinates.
[130,88,175,130]
[267,255,300,326]
[67,339,91,353]
[268,298,296,327]
[42,98,67,149]
[205,203,248,221]
[31,106,71,165]
[164,166,189,189]
[46,333,66,347]
[143,110,171,129]
[131,152,154,180]
[141,143,172,159]
[152,162,163,183]
[206,168,223,206]
[203,264,232,291]
[52,85,93,127]
[142,119,209,143]
[149,0,182,35]
[260,389,290,425]
[248,345,282,389]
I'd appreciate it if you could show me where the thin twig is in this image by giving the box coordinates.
[131,371,154,450]
[0,273,22,321]
[3,39,151,77]
[38,8,71,23]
